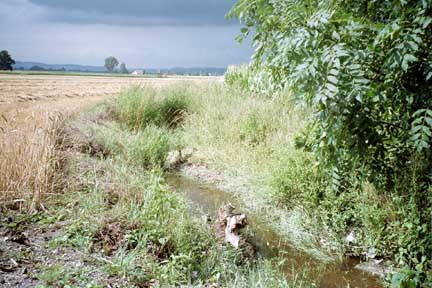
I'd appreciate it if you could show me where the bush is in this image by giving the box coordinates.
[126,125,171,168]
[88,122,172,169]
[240,110,271,146]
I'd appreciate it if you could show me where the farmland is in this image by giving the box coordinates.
[0,74,217,115]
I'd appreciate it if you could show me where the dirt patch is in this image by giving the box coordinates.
[93,222,126,255]
[61,125,110,158]
[0,213,131,287]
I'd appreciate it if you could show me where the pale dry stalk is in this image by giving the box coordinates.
[0,112,64,211]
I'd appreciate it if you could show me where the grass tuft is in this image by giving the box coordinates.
[113,85,194,130]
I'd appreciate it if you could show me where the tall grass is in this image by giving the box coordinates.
[0,113,64,211]
[113,85,194,130]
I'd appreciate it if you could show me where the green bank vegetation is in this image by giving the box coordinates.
[104,58,431,285]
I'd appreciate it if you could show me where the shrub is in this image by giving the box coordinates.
[240,110,270,146]
[270,151,326,208]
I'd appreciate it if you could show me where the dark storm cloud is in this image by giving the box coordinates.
[0,0,252,67]
[29,0,237,26]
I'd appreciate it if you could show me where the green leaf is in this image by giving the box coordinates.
[326,83,338,93]
[411,125,422,133]
[327,75,338,84]
[423,126,431,137]
[332,31,340,41]
[402,54,418,71]
[407,41,418,51]
[421,16,432,28]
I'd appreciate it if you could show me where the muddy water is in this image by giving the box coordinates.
[166,174,382,288]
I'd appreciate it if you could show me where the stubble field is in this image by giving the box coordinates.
[0,74,217,117]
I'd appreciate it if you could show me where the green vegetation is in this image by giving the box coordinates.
[100,74,429,286]
[17,92,306,287]
[113,85,194,130]
[119,63,129,74]
[104,56,119,73]
[227,0,432,286]
[0,50,15,71]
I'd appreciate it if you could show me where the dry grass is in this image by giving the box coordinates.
[0,112,64,211]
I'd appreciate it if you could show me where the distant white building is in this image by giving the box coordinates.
[132,70,144,75]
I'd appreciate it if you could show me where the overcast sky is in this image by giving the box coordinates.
[0,0,252,68]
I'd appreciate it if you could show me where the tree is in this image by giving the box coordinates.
[230,0,432,284]
[119,63,128,74]
[0,50,16,71]
[104,56,119,72]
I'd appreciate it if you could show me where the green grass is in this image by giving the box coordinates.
[32,79,421,286]
[113,84,195,130]
[97,84,333,260]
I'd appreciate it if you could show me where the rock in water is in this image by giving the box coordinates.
[164,148,195,169]
[165,150,181,168]
[216,203,247,248]
[225,214,247,248]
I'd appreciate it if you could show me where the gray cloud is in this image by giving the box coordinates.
[29,0,237,26]
[0,0,252,68]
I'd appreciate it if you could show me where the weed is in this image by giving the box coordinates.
[37,263,98,287]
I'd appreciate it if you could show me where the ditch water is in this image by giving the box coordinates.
[166,174,382,288]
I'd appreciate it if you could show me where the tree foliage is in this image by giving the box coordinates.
[230,0,432,284]
[104,56,119,72]
[119,63,128,74]
[0,50,16,71]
